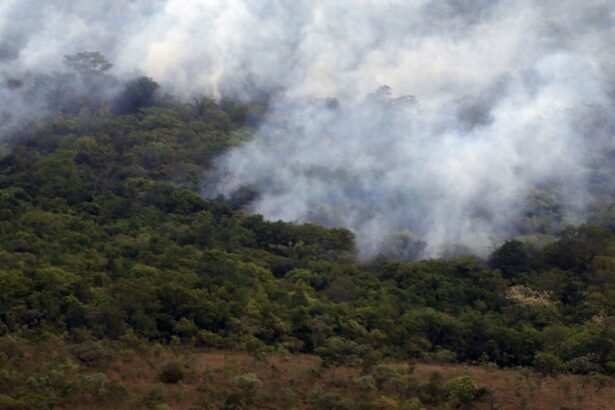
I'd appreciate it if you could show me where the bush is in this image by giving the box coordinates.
[158,361,184,384]
[418,372,445,404]
[533,351,564,374]
[353,375,377,391]
[372,365,399,387]
[231,373,262,395]
[222,393,243,410]
[138,385,166,408]
[424,349,457,364]
[0,336,24,363]
[195,330,225,349]
[316,337,359,368]
[566,356,601,374]
[0,394,24,410]
[373,395,399,409]
[589,373,613,391]
[309,391,353,410]
[70,341,111,367]
[446,375,481,407]
[73,372,128,404]
[370,365,406,392]
[77,372,108,396]
[230,373,264,407]
[400,397,425,410]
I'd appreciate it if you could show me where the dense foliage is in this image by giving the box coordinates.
[0,87,613,406]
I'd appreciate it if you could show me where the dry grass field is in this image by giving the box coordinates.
[39,346,613,410]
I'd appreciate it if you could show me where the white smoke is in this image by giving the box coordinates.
[1,0,614,258]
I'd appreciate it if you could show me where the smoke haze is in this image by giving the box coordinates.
[2,0,614,258]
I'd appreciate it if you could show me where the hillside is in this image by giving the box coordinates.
[0,98,614,409]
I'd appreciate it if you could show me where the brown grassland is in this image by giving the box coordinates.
[8,341,608,410]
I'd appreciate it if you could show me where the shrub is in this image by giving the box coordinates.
[533,351,564,374]
[418,372,445,404]
[174,318,198,340]
[222,393,243,410]
[370,365,407,392]
[372,365,401,388]
[316,337,359,369]
[231,373,262,395]
[0,368,16,394]
[231,373,262,406]
[14,392,57,410]
[77,372,108,397]
[0,336,24,363]
[373,395,399,409]
[309,391,353,410]
[424,349,457,364]
[589,373,613,391]
[353,375,377,391]
[158,361,184,384]
[70,341,111,367]
[138,385,166,408]
[400,397,425,410]
[360,350,383,374]
[75,372,127,403]
[446,375,480,407]
[0,394,24,410]
[566,356,601,374]
[195,330,224,349]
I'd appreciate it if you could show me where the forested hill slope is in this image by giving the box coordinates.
[0,96,614,408]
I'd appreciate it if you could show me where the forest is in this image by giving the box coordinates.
[0,63,613,409]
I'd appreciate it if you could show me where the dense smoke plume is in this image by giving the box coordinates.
[1,1,614,258]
